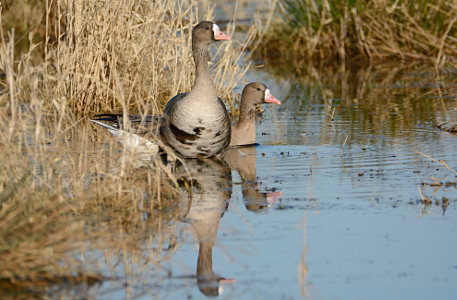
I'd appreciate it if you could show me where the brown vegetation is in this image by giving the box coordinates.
[254,0,457,65]
[0,0,254,292]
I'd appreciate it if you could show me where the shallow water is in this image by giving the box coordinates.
[53,62,457,300]
[3,4,457,300]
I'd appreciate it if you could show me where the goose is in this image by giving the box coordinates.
[92,81,281,156]
[230,82,281,147]
[91,114,162,154]
[160,21,231,158]
[91,21,231,158]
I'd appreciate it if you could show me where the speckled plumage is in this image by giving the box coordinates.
[160,21,231,158]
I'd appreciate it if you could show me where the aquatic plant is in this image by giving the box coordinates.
[254,0,457,65]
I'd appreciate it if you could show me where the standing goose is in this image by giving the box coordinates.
[91,21,231,158]
[160,21,232,158]
[230,82,281,147]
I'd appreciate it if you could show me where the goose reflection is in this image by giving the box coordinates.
[223,146,282,213]
[175,158,235,296]
[174,147,281,296]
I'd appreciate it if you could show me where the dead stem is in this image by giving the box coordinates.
[253,0,457,65]
[0,0,258,289]
[415,150,457,176]
[341,135,349,173]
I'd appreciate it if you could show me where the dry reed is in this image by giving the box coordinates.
[0,0,255,292]
[254,0,457,65]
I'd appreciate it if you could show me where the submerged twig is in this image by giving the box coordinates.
[341,135,349,173]
[415,150,457,176]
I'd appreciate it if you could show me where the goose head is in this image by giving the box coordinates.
[192,21,230,49]
[241,82,281,107]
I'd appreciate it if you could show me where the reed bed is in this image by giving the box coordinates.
[0,0,254,293]
[254,0,457,65]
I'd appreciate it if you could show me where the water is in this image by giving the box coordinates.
[59,61,457,300]
[10,11,455,299]
[3,3,457,299]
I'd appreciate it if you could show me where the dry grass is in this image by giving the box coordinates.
[0,0,48,57]
[254,0,457,65]
[0,0,255,292]
[43,0,252,115]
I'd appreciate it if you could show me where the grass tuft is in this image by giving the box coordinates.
[254,0,457,65]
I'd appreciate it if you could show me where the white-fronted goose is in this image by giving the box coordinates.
[91,117,160,153]
[91,114,163,156]
[160,21,231,158]
[230,82,281,147]
[91,21,231,158]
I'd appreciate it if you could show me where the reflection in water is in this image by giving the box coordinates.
[253,62,457,202]
[172,147,282,297]
[223,146,282,213]
[175,158,234,296]
[258,61,457,147]
[298,215,310,299]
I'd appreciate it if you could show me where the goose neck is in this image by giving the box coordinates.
[192,48,213,90]
[238,103,256,126]
[197,240,214,276]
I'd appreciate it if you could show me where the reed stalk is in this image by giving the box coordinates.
[254,0,457,65]
[0,0,254,291]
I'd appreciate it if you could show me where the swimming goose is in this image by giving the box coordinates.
[230,82,281,147]
[91,21,231,158]
[160,21,232,158]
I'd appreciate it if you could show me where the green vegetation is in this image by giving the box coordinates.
[255,0,457,65]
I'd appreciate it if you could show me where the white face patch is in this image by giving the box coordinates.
[218,284,224,295]
[264,89,271,100]
[212,23,221,36]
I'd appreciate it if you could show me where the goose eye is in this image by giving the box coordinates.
[256,88,261,91]
[205,27,210,30]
